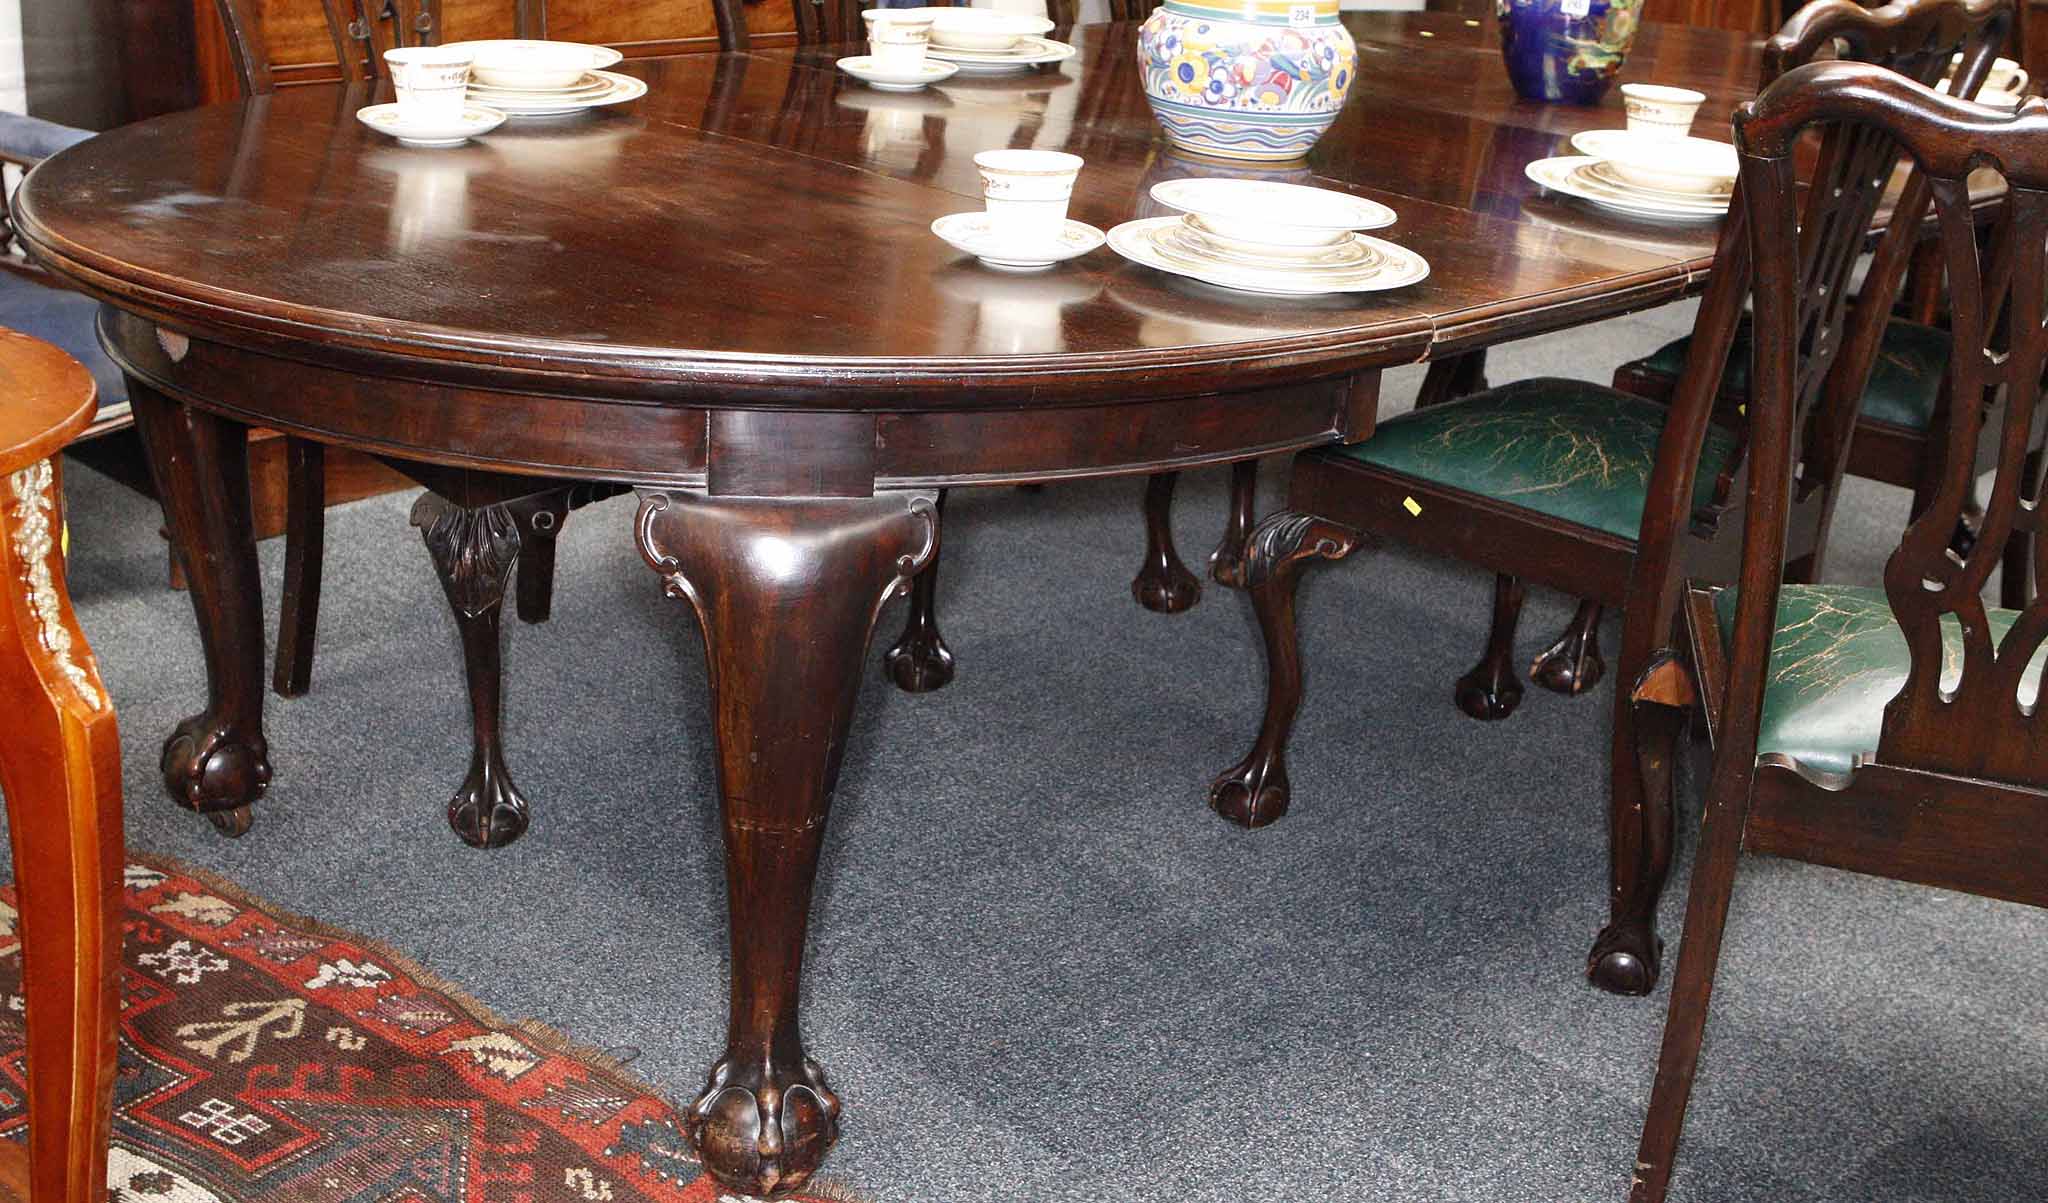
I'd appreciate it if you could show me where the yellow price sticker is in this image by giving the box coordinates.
[1402,497,1422,517]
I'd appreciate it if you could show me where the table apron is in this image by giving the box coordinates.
[100,307,1376,493]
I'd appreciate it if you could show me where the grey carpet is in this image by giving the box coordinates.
[26,298,2048,1202]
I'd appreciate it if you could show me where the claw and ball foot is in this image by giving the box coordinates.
[413,493,534,850]
[1531,600,1606,696]
[1208,511,1363,828]
[687,1055,843,1196]
[1133,471,1202,612]
[883,489,955,692]
[162,715,271,827]
[1455,574,1527,720]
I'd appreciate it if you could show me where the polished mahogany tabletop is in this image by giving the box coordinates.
[15,17,1759,415]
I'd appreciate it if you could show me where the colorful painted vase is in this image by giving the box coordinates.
[1137,0,1358,163]
[1497,0,1642,105]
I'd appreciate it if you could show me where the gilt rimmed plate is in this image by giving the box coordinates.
[837,55,960,91]
[1525,155,1728,222]
[468,71,615,102]
[927,37,1077,73]
[469,70,646,116]
[1108,216,1429,295]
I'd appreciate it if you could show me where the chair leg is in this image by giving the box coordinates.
[1210,459,1260,588]
[1132,470,1202,613]
[1589,653,1685,995]
[0,457,123,1203]
[1530,599,1606,696]
[272,437,325,698]
[883,488,956,692]
[1454,574,1527,720]
[1208,512,1362,827]
[1628,762,1753,1203]
[412,492,531,849]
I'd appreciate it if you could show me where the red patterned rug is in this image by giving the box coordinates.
[0,855,856,1203]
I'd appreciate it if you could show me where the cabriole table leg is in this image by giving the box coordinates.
[129,378,271,834]
[635,486,938,1196]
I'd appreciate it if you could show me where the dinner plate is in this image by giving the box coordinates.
[1578,159,1731,204]
[468,72,615,101]
[1525,155,1728,222]
[927,37,1077,73]
[1108,216,1429,295]
[1148,178,1397,246]
[1568,129,1737,196]
[1166,222,1381,272]
[470,70,646,116]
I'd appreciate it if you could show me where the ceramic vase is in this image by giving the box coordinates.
[1137,0,1358,163]
[1497,0,1642,105]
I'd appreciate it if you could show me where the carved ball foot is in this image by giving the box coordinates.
[160,714,271,814]
[1454,659,1524,721]
[686,1054,841,1197]
[1587,921,1662,996]
[1133,560,1202,613]
[447,759,531,850]
[1530,630,1605,696]
[1209,748,1290,828]
[883,629,955,693]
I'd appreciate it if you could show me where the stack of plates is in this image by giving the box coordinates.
[1525,130,1737,222]
[1107,179,1428,296]
[446,40,646,116]
[928,36,1077,74]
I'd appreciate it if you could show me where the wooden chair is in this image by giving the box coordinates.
[1206,0,2013,996]
[0,330,123,1203]
[1630,58,2048,1203]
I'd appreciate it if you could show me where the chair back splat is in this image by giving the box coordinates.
[1733,63,2048,789]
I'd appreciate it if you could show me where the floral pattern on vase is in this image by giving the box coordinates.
[1497,0,1642,105]
[1138,0,1358,163]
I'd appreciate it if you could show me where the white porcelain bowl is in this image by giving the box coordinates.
[1147,178,1396,248]
[1573,131,1736,196]
[924,8,1055,51]
[448,39,622,90]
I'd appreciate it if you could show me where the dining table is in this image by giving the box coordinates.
[15,12,1786,1195]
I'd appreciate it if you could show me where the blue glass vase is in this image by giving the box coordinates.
[1497,0,1642,105]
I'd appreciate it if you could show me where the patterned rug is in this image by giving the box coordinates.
[0,855,854,1203]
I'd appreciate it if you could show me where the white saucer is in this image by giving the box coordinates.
[356,103,506,147]
[466,70,645,116]
[837,56,960,91]
[931,212,1104,270]
[928,37,1076,74]
[1526,155,1728,222]
[1107,216,1429,295]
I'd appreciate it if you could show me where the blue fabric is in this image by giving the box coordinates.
[0,112,93,162]
[0,272,127,426]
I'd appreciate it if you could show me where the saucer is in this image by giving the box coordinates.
[356,103,506,147]
[931,212,1104,270]
[837,56,960,91]
[927,37,1077,74]
[1107,216,1429,295]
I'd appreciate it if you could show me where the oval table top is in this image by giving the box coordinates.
[15,16,1756,412]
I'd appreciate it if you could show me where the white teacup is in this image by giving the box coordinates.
[385,46,475,124]
[1619,83,1705,141]
[974,149,1083,244]
[863,9,937,73]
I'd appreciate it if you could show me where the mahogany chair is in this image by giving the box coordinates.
[1206,0,2013,996]
[0,330,123,1203]
[1630,59,2048,1203]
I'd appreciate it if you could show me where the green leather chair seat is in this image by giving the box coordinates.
[1621,316,1951,430]
[1711,584,2038,777]
[1337,378,1738,541]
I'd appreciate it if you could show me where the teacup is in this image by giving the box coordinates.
[385,46,476,125]
[863,9,937,73]
[974,149,1083,244]
[1619,83,1705,141]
